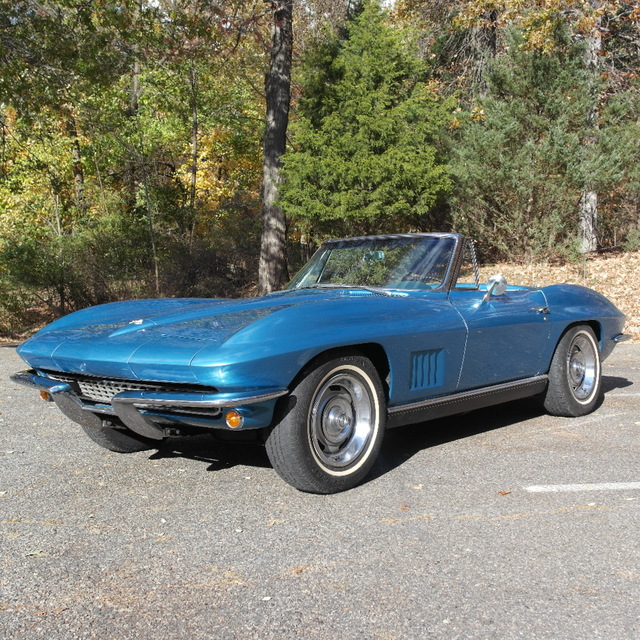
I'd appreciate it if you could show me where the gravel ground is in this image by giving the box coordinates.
[1,344,639,639]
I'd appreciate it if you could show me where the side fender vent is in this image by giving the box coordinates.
[410,349,445,390]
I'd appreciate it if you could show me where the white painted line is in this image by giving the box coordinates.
[525,482,640,493]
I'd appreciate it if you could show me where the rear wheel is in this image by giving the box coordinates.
[81,423,159,453]
[544,325,601,417]
[266,351,385,494]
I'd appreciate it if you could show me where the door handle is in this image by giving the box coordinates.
[531,306,550,314]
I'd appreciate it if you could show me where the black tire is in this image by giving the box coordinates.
[265,351,386,494]
[544,325,602,417]
[81,423,159,453]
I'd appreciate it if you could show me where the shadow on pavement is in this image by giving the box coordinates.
[369,373,633,483]
[601,375,633,393]
[150,432,271,471]
[144,373,633,484]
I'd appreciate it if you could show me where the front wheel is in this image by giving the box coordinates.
[544,325,602,417]
[266,351,386,494]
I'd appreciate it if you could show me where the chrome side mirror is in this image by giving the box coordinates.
[483,274,508,301]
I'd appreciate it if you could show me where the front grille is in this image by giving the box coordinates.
[47,373,164,404]
[42,371,223,420]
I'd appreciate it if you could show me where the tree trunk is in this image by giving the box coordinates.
[258,0,293,295]
[466,9,500,96]
[66,116,86,213]
[1,112,6,178]
[127,54,142,212]
[579,189,598,252]
[579,1,602,254]
[189,61,199,244]
[190,68,198,213]
[130,57,141,116]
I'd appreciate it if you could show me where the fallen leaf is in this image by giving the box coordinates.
[35,607,68,616]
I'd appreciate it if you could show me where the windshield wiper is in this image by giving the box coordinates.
[292,283,398,297]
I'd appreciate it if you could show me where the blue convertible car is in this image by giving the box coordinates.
[12,233,628,493]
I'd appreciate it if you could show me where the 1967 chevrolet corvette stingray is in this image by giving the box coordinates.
[12,233,629,493]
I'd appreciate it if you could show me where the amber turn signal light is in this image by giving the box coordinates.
[225,409,244,429]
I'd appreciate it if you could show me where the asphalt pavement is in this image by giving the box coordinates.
[1,343,639,639]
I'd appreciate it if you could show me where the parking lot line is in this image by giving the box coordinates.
[525,482,640,493]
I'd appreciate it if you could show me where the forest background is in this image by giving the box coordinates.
[0,0,639,338]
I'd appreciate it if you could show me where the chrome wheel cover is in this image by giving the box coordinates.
[567,332,598,401]
[309,368,377,471]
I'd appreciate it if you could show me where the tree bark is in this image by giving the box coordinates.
[130,57,141,116]
[67,116,86,213]
[473,8,499,94]
[189,61,199,244]
[579,0,602,253]
[258,0,293,295]
[127,42,142,212]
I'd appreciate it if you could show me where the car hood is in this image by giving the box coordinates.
[17,295,299,380]
[17,289,421,384]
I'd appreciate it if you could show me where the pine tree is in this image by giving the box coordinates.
[450,33,600,260]
[281,0,453,240]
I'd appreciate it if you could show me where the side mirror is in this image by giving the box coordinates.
[483,274,508,301]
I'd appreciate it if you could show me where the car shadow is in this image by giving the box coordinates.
[150,432,272,471]
[147,373,633,483]
[368,373,634,483]
[601,375,633,394]
[368,398,546,482]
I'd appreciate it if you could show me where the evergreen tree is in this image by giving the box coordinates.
[281,0,453,240]
[450,33,603,261]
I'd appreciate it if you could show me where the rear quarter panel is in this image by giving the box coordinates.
[542,284,626,363]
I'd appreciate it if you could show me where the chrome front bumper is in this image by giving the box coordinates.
[11,370,288,440]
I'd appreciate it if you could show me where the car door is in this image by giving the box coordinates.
[449,286,551,390]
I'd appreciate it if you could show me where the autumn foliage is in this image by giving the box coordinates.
[0,0,639,336]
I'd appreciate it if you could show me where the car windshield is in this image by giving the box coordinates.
[286,235,456,291]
